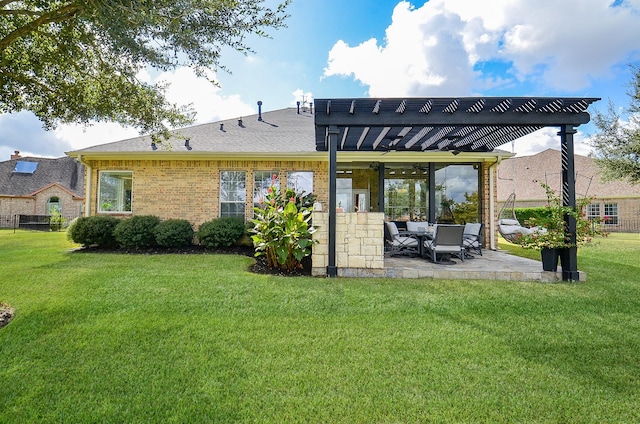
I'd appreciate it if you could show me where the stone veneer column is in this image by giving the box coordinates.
[311,212,385,277]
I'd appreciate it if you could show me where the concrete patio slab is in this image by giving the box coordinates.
[337,250,585,282]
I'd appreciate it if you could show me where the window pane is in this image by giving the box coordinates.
[435,164,479,224]
[287,171,313,195]
[254,171,279,206]
[99,172,132,212]
[220,171,246,218]
[604,203,618,225]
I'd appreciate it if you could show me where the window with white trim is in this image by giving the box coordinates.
[604,203,618,225]
[586,203,600,221]
[98,171,132,213]
[220,171,246,218]
[253,171,279,208]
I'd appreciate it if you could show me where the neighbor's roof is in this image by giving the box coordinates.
[67,108,318,158]
[497,149,640,201]
[0,156,84,197]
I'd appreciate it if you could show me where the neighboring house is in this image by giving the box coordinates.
[0,152,85,228]
[497,149,640,232]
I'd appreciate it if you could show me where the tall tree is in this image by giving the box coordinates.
[590,65,640,184]
[0,0,290,139]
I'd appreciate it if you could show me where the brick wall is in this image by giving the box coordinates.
[86,159,328,226]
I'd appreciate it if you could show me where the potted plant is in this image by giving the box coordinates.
[516,181,603,271]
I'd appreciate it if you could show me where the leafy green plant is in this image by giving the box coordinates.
[250,185,317,272]
[197,217,245,248]
[516,181,604,250]
[154,219,194,247]
[114,215,161,249]
[48,209,66,231]
[67,215,120,247]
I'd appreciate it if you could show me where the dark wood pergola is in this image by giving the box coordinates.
[314,97,600,281]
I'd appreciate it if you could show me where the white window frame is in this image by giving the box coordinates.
[604,203,619,225]
[586,203,600,221]
[220,171,246,218]
[98,171,133,213]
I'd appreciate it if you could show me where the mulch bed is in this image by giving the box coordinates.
[71,245,312,276]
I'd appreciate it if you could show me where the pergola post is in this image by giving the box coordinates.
[559,125,580,281]
[327,125,339,277]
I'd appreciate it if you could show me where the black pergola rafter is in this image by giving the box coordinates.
[314,97,598,153]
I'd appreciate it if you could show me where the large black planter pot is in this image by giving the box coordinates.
[541,248,559,271]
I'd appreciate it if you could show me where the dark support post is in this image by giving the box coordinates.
[377,162,385,212]
[428,163,436,223]
[327,125,339,277]
[559,125,580,281]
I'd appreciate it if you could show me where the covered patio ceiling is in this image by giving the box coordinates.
[314,97,599,153]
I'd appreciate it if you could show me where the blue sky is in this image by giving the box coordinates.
[2,0,640,159]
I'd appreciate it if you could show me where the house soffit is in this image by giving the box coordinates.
[314,97,600,153]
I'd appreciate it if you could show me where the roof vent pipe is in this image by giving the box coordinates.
[220,123,224,131]
[297,101,300,114]
[257,100,263,121]
[238,118,243,126]
[310,102,313,114]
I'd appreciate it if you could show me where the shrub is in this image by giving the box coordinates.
[249,186,317,272]
[66,217,79,241]
[154,219,194,247]
[114,215,160,249]
[197,217,245,248]
[68,216,120,247]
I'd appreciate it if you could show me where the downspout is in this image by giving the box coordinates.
[488,156,502,251]
[77,155,92,217]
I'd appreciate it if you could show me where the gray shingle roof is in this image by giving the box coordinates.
[0,156,84,197]
[68,108,317,155]
[497,149,640,201]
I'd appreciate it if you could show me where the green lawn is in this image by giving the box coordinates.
[1,230,639,423]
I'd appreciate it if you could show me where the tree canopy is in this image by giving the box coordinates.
[0,0,290,139]
[590,65,640,185]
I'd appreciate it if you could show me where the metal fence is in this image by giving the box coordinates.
[603,219,640,233]
[0,214,78,231]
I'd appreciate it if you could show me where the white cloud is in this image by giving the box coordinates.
[512,127,592,157]
[324,0,640,95]
[53,67,256,153]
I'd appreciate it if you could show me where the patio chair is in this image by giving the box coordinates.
[463,222,483,256]
[385,222,420,257]
[423,224,465,263]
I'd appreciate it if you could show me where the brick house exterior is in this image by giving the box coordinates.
[67,107,514,260]
[0,153,84,227]
[497,149,640,232]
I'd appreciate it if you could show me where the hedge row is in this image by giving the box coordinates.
[67,215,246,249]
